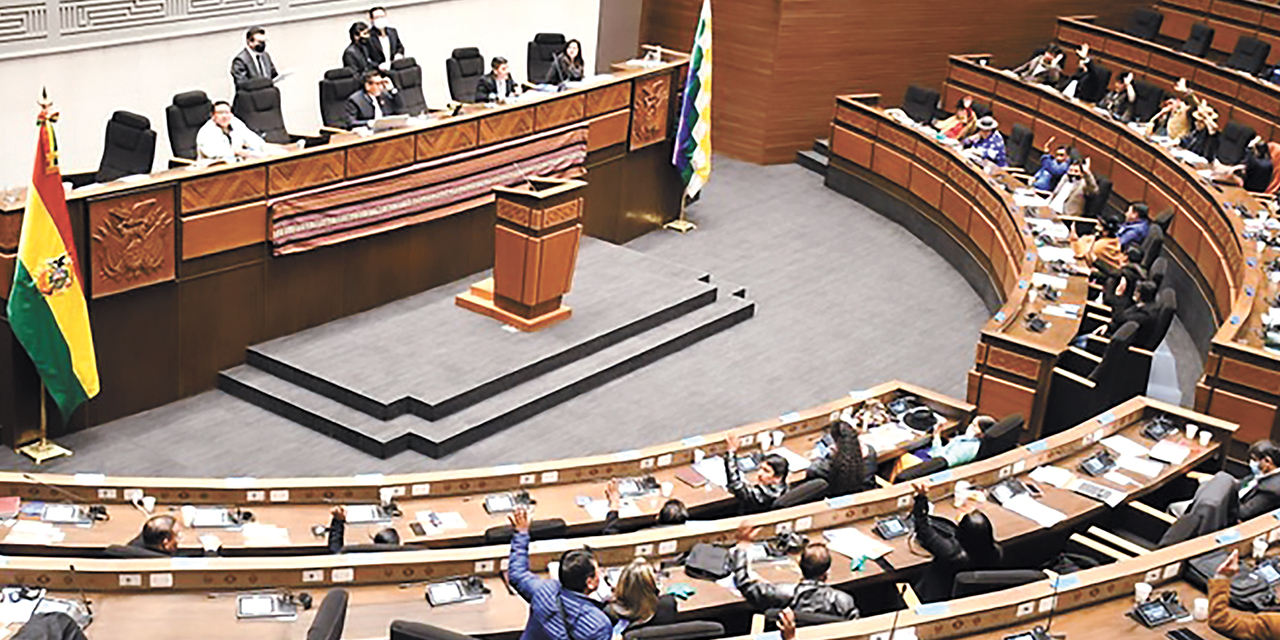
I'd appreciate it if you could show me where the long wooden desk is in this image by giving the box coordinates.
[0,51,690,443]
[0,397,1233,639]
[1158,0,1280,66]
[0,382,972,555]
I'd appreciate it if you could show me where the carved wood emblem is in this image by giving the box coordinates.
[630,74,671,151]
[89,188,176,298]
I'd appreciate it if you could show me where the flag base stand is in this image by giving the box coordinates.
[18,382,72,465]
[664,197,697,233]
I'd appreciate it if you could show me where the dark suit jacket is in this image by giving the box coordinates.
[231,47,278,89]
[544,54,585,85]
[1241,473,1280,521]
[343,42,376,74]
[367,26,404,65]
[476,73,517,103]
[1106,301,1154,336]
[343,90,403,129]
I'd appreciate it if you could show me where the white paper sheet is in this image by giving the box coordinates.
[1029,465,1076,489]
[1014,192,1050,208]
[1042,305,1080,319]
[1149,441,1191,465]
[823,527,893,561]
[1116,455,1165,478]
[767,447,811,472]
[1037,246,1077,263]
[582,500,643,520]
[1000,494,1067,527]
[692,457,729,488]
[1103,471,1137,486]
[1101,435,1150,458]
[1031,272,1069,290]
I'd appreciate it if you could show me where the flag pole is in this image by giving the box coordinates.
[664,195,697,233]
[18,381,73,464]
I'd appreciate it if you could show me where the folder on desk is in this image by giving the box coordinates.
[40,504,90,525]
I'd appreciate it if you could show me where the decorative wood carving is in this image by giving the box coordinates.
[417,121,478,161]
[89,188,176,298]
[535,95,586,132]
[346,136,415,179]
[585,83,632,117]
[181,167,266,215]
[496,201,532,227]
[479,109,535,146]
[541,199,582,228]
[630,74,671,151]
[268,150,345,196]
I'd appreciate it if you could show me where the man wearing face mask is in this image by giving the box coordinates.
[1046,157,1097,216]
[231,26,278,89]
[343,22,377,74]
[507,507,611,640]
[1239,440,1280,521]
[366,6,405,69]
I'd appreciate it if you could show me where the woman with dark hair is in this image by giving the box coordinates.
[806,420,878,495]
[910,482,1003,602]
[545,38,585,85]
[342,22,376,74]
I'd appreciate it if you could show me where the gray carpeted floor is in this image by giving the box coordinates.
[0,158,1192,477]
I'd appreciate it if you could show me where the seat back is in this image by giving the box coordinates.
[446,47,485,102]
[1078,64,1112,104]
[527,33,566,84]
[1124,8,1164,40]
[103,543,167,558]
[390,621,479,640]
[319,68,361,128]
[1226,36,1271,75]
[976,413,1025,461]
[97,110,156,183]
[901,85,940,125]
[482,518,567,545]
[1148,256,1168,289]
[1153,208,1174,233]
[1092,322,1145,408]
[387,57,428,115]
[1181,23,1215,57]
[894,456,948,483]
[624,621,726,640]
[1217,122,1256,165]
[306,588,349,640]
[1007,123,1034,171]
[1084,175,1112,218]
[953,569,1047,598]
[165,90,211,160]
[1131,81,1166,122]
[1141,288,1177,351]
[233,77,290,143]
[1140,222,1164,270]
[774,479,829,508]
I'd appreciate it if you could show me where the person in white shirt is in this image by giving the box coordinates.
[196,101,267,163]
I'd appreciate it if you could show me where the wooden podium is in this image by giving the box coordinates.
[456,178,586,331]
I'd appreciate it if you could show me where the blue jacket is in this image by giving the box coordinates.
[1032,154,1070,191]
[1118,218,1150,249]
[509,532,612,640]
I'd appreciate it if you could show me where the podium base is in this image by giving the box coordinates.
[17,439,73,465]
[456,279,572,332]
[663,218,697,233]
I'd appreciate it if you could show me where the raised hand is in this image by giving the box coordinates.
[735,520,761,546]
[1216,549,1240,577]
[779,608,797,640]
[726,433,741,455]
[508,506,531,533]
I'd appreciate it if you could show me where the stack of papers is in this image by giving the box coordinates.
[767,447,811,472]
[4,520,64,545]
[239,522,290,547]
[692,457,729,488]
[1116,456,1165,478]
[823,527,893,561]
[861,423,924,452]
[582,500,642,520]
[1000,494,1067,527]
[1149,441,1191,465]
[1042,304,1081,319]
[1029,465,1076,489]
[1015,192,1051,208]
[1037,246,1076,263]
[1031,272,1069,290]
[413,511,467,536]
[1100,435,1150,458]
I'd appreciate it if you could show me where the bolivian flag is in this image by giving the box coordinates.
[6,109,99,421]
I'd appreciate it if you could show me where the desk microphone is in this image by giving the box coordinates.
[66,564,94,628]
[21,474,108,521]
[1041,574,1065,640]
[511,161,535,191]
[885,582,907,640]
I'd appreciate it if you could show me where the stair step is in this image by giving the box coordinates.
[813,137,830,157]
[795,149,829,176]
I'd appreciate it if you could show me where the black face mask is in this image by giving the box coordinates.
[252,42,266,53]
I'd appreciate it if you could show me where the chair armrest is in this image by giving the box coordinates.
[1053,367,1096,388]
[1187,471,1214,483]
[1057,215,1096,224]
[1086,526,1151,555]
[875,476,891,489]
[899,582,922,609]
[1070,532,1133,562]
[319,126,348,135]
[750,613,765,635]
[1068,346,1102,363]
[62,170,97,189]
[1128,500,1177,525]
[168,157,196,169]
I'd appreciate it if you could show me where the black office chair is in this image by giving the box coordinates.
[1140,288,1178,351]
[952,569,1047,598]
[1124,9,1164,41]
[165,90,211,162]
[1077,63,1112,104]
[1153,208,1174,233]
[306,589,349,640]
[1131,81,1166,122]
[759,608,848,627]
[774,479,829,508]
[895,457,948,483]
[1140,223,1164,271]
[901,85,941,125]
[482,518,567,545]
[975,413,1025,461]
[12,613,88,640]
[625,621,726,640]
[1148,256,1168,289]
[1225,36,1271,75]
[446,47,486,102]
[233,76,292,144]
[528,33,566,84]
[103,544,167,558]
[1084,175,1112,218]
[1216,122,1256,165]
[1045,322,1143,435]
[319,67,362,129]
[1181,23,1215,58]
[1007,124,1034,171]
[387,57,428,115]
[91,110,156,184]
[391,621,476,640]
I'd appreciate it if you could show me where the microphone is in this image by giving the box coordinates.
[511,161,535,191]
[886,582,907,640]
[1040,573,1065,640]
[21,474,108,521]
[66,564,94,628]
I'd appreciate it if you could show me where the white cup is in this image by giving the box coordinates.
[1193,597,1209,621]
[1135,582,1153,604]
[661,482,674,498]
[1186,424,1199,440]
[180,505,196,528]
[1255,536,1269,560]
[693,449,705,463]
[954,481,972,509]
[1200,430,1213,446]
[141,496,156,513]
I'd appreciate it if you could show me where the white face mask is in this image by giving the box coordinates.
[1252,460,1263,476]
[372,18,386,30]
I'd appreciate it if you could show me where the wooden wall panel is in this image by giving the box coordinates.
[641,0,1151,164]
[1208,387,1277,443]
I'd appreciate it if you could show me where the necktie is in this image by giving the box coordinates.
[256,54,265,78]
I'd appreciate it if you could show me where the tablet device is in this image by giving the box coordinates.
[41,504,90,525]
[235,594,297,620]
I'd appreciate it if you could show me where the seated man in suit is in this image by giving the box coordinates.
[366,6,405,69]
[961,117,1007,168]
[344,70,402,129]
[476,56,520,103]
[724,434,789,513]
[1094,280,1157,339]
[1012,43,1064,86]
[1031,136,1071,191]
[342,22,377,74]
[1118,203,1151,250]
[325,506,405,553]
[231,26,278,89]
[1168,441,1280,524]
[731,521,859,619]
[1045,157,1097,216]
[129,515,181,555]
[196,100,267,163]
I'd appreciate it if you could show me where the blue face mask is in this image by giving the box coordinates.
[1251,460,1263,476]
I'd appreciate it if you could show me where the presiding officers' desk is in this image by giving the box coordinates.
[0,382,972,556]
[1157,0,1280,67]
[0,49,690,445]
[0,397,1234,639]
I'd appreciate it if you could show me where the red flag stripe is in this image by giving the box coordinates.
[28,123,80,275]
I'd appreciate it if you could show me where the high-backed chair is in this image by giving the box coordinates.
[1225,36,1271,75]
[1139,223,1164,271]
[234,77,291,143]
[387,57,428,115]
[901,85,940,125]
[1045,322,1142,434]
[1181,23,1215,58]
[975,413,1024,461]
[165,90,211,162]
[96,111,156,183]
[446,47,486,102]
[774,479,829,508]
[894,456,947,483]
[1131,81,1165,122]
[1217,122,1256,165]
[625,621,726,640]
[103,543,166,558]
[1006,124,1034,171]
[953,569,1047,598]
[1148,256,1168,289]
[319,68,361,129]
[1153,208,1174,233]
[1124,9,1164,41]
[307,589,349,640]
[1140,288,1178,351]
[482,518,567,545]
[527,33,566,84]
[1084,175,1112,218]
[1077,63,1112,104]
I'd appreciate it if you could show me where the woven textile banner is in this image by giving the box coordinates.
[270,124,588,255]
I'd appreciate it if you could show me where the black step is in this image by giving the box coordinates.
[795,149,829,176]
[813,137,830,157]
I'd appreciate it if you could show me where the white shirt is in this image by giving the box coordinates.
[196,117,266,163]
[1048,176,1079,214]
[378,33,392,64]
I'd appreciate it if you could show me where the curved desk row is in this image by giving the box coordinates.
[0,397,1233,639]
[0,51,689,440]
[1158,0,1280,66]
[1056,14,1280,144]
[0,382,971,555]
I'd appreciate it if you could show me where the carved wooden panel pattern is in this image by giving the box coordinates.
[479,108,535,146]
[539,198,582,228]
[268,150,344,196]
[835,104,878,134]
[496,200,532,228]
[181,167,266,215]
[1079,117,1118,148]
[587,111,629,152]
[584,83,631,117]
[0,210,20,253]
[1149,54,1195,80]
[994,83,1038,111]
[346,136,415,179]
[1193,67,1238,98]
[416,121,478,161]
[1039,100,1081,129]
[877,124,916,154]
[949,65,997,93]
[1239,86,1279,116]
[629,74,671,151]
[1106,41,1150,67]
[88,187,176,298]
[535,95,586,132]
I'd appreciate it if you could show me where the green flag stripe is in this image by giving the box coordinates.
[8,262,89,420]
